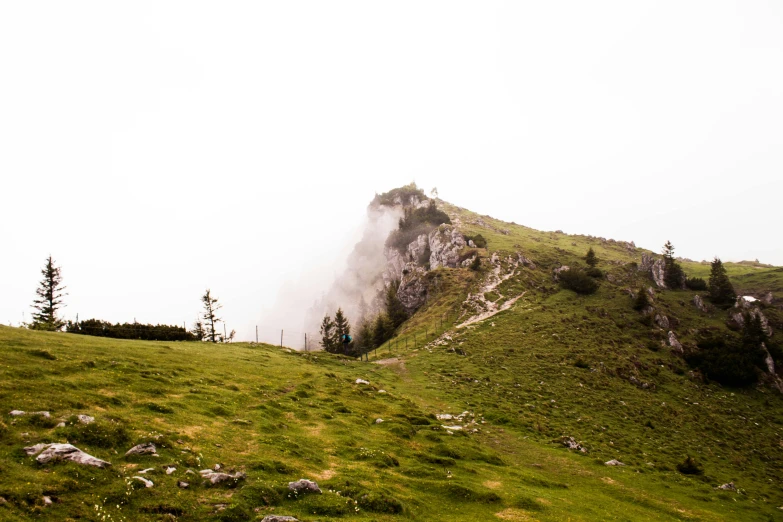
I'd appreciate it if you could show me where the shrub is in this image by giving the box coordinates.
[358,492,404,513]
[470,257,481,271]
[633,288,651,311]
[559,269,599,295]
[585,267,603,278]
[464,234,487,248]
[677,456,703,475]
[685,277,707,291]
[684,326,766,387]
[57,419,131,449]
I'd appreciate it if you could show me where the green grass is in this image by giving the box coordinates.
[1,202,782,520]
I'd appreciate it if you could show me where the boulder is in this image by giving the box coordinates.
[693,295,708,313]
[10,410,50,418]
[178,481,189,489]
[717,482,737,491]
[77,415,95,425]
[605,460,625,466]
[762,292,774,305]
[355,379,370,385]
[288,478,322,494]
[561,436,587,453]
[517,254,536,269]
[375,418,383,424]
[125,443,157,457]
[639,254,666,288]
[261,516,300,522]
[654,314,670,329]
[200,469,246,485]
[165,466,176,475]
[668,331,683,354]
[132,476,154,488]
[25,443,111,468]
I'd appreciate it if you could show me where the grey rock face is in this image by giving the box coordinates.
[25,443,111,468]
[730,300,773,336]
[654,314,670,329]
[288,478,322,494]
[639,254,667,288]
[396,263,429,313]
[429,225,467,269]
[125,443,157,457]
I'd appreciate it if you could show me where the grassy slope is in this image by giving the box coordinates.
[1,205,782,521]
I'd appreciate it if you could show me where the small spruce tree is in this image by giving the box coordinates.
[30,255,67,331]
[200,289,223,343]
[385,283,408,328]
[585,247,598,268]
[662,241,685,289]
[333,308,351,354]
[708,257,736,307]
[633,287,651,311]
[319,314,336,352]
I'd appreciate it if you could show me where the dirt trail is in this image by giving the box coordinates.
[457,253,526,329]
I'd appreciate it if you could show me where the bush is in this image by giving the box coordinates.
[633,288,651,311]
[470,257,481,271]
[585,267,603,278]
[559,269,599,295]
[685,277,707,291]
[57,419,131,449]
[677,456,703,475]
[684,328,766,387]
[464,234,487,248]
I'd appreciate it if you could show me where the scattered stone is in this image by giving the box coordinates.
[0,496,6,504]
[178,481,189,489]
[442,425,463,431]
[667,331,683,354]
[77,415,95,424]
[200,469,246,485]
[561,437,587,453]
[55,422,66,428]
[213,463,221,471]
[10,410,50,418]
[125,443,157,457]
[288,478,322,494]
[355,379,370,385]
[375,418,383,424]
[261,516,300,522]
[25,443,111,468]
[165,467,176,475]
[762,292,773,305]
[717,482,737,491]
[42,496,52,506]
[605,459,625,466]
[132,476,154,488]
[552,265,570,281]
[185,469,196,475]
[378,390,387,394]
[436,414,454,421]
[138,468,155,474]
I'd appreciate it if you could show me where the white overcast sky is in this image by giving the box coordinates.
[1,1,781,340]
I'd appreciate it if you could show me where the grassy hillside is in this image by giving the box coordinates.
[2,202,782,521]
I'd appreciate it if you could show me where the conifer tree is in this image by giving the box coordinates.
[200,289,222,343]
[319,314,335,352]
[372,314,393,348]
[385,283,408,328]
[333,308,351,354]
[708,257,736,307]
[662,241,685,289]
[585,247,598,268]
[191,317,206,341]
[633,287,651,311]
[30,255,67,331]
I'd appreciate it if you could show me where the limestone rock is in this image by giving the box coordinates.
[288,478,322,494]
[375,418,383,424]
[396,263,429,313]
[654,314,670,329]
[517,254,536,269]
[468,240,476,248]
[640,254,666,288]
[261,516,300,522]
[717,482,737,491]
[165,466,176,475]
[552,266,570,282]
[10,410,50,418]
[42,496,52,506]
[693,295,708,313]
[77,415,95,424]
[605,459,625,466]
[178,481,189,489]
[762,292,774,305]
[561,436,587,453]
[729,301,772,336]
[429,225,467,269]
[25,443,111,468]
[132,476,154,488]
[125,443,157,457]
[668,331,683,354]
[200,469,246,485]
[355,379,370,385]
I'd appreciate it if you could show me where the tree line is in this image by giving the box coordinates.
[25,256,234,342]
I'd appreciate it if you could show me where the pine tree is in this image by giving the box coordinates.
[585,247,598,268]
[319,314,336,352]
[30,255,67,331]
[708,257,736,307]
[662,241,685,289]
[385,283,408,328]
[633,287,651,311]
[200,289,223,343]
[372,314,393,348]
[356,321,373,355]
[333,308,351,354]
[191,317,206,341]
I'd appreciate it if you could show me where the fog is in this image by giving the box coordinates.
[1,2,782,342]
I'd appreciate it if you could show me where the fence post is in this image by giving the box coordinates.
[280,330,283,348]
[256,326,258,343]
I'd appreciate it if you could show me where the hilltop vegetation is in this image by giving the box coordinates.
[2,195,783,521]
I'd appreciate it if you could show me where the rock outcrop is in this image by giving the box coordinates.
[693,295,709,313]
[25,443,111,468]
[668,331,683,354]
[396,263,429,313]
[729,299,773,336]
[428,225,467,269]
[200,469,246,485]
[640,254,667,288]
[125,443,157,457]
[288,479,322,494]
